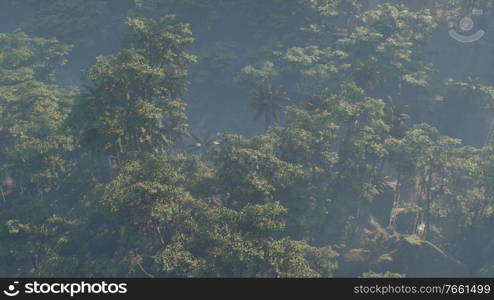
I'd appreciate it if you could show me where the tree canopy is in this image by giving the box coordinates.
[1,0,494,278]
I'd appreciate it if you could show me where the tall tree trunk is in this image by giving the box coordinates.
[485,119,494,146]
[389,172,401,227]
[424,168,433,240]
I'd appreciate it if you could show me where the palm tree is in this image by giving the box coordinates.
[248,80,289,130]
[384,97,410,138]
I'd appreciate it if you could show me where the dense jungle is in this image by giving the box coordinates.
[1,0,494,277]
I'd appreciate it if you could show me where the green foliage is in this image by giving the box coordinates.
[97,153,338,277]
[72,16,195,157]
[0,33,77,277]
[248,80,289,130]
[2,0,494,278]
[0,32,72,84]
[0,33,75,192]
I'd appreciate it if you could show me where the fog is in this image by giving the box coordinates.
[1,0,494,278]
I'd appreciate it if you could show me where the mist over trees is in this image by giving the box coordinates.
[1,0,494,277]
